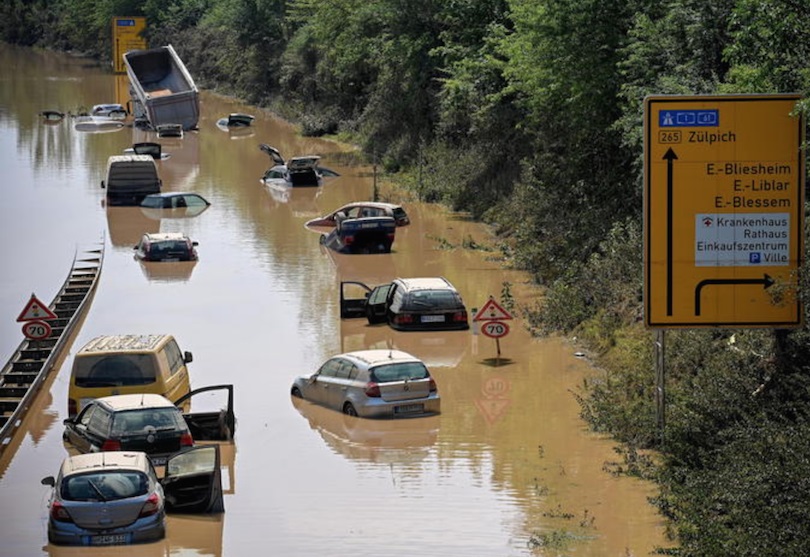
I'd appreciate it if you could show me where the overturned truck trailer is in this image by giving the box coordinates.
[124,44,200,131]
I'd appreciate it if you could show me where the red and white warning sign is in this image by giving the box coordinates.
[16,294,57,322]
[473,297,513,322]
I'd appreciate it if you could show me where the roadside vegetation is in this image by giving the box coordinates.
[4,1,810,554]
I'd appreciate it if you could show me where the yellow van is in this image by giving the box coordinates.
[68,334,192,417]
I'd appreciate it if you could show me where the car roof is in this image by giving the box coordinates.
[339,349,423,368]
[95,393,177,411]
[143,232,190,242]
[339,201,403,211]
[77,334,172,354]
[394,277,455,291]
[60,451,149,477]
[145,192,199,199]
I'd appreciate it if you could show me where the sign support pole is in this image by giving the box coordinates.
[655,329,666,445]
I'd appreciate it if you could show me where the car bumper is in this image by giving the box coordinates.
[48,512,165,546]
[356,395,441,419]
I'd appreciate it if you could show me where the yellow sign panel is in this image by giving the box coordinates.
[644,94,805,328]
[112,17,147,73]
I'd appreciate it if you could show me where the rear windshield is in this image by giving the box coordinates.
[140,196,163,208]
[111,408,185,435]
[62,471,149,501]
[73,354,157,387]
[151,240,190,253]
[371,362,430,383]
[404,290,462,310]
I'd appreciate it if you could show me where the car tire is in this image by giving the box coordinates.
[342,402,358,417]
[291,387,303,398]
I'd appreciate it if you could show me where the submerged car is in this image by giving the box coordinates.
[306,201,410,228]
[63,386,235,466]
[259,143,339,187]
[140,192,210,210]
[320,214,396,254]
[92,103,127,118]
[41,446,225,546]
[134,232,198,262]
[216,113,254,128]
[291,349,440,418]
[340,277,470,331]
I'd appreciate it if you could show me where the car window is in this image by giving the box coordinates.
[392,208,407,220]
[112,408,184,435]
[368,284,392,306]
[334,360,355,379]
[87,406,113,436]
[141,197,162,209]
[62,471,149,501]
[163,339,185,377]
[73,354,157,387]
[77,404,97,427]
[184,194,207,207]
[318,359,342,377]
[370,362,430,383]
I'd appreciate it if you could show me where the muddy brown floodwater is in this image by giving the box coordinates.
[0,43,669,556]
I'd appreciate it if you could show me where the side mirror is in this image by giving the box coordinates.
[192,241,199,247]
[41,476,55,487]
[62,417,73,426]
[184,351,193,364]
[100,180,106,189]
[133,245,138,250]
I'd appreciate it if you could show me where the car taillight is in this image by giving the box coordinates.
[68,399,77,416]
[429,378,437,392]
[452,311,468,323]
[50,501,73,522]
[364,382,381,397]
[344,235,354,244]
[180,433,194,447]
[393,314,414,324]
[101,439,121,451]
[139,493,160,517]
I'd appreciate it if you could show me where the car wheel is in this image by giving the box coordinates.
[343,402,358,417]
[291,387,303,398]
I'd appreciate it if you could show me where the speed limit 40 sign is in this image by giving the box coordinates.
[480,320,509,339]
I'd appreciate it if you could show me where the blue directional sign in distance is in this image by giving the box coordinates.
[659,110,719,127]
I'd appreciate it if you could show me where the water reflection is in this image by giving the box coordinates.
[137,260,198,282]
[292,397,439,465]
[105,206,160,248]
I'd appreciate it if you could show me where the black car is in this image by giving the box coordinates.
[63,385,235,466]
[340,277,469,331]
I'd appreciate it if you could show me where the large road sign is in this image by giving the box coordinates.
[112,17,147,73]
[644,94,805,328]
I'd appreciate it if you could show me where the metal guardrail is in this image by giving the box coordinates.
[0,240,104,452]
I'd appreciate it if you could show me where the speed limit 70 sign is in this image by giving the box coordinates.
[480,320,509,339]
[22,320,52,340]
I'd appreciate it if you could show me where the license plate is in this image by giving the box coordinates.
[395,404,424,414]
[90,534,129,546]
[163,258,179,262]
[421,315,445,323]
[150,456,168,466]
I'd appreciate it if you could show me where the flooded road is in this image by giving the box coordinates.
[0,44,668,556]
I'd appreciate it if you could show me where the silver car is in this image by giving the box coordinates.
[291,349,440,418]
[42,447,226,546]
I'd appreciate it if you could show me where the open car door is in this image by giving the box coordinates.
[258,143,285,165]
[161,445,224,513]
[175,384,236,441]
[339,281,391,323]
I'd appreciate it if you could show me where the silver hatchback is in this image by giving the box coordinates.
[291,349,440,418]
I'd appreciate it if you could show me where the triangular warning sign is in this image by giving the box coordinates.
[473,297,512,321]
[17,294,57,322]
[474,398,511,425]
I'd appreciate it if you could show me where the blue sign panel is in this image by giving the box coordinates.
[659,109,719,128]
[116,19,136,26]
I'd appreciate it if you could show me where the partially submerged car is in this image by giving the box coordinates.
[92,103,127,118]
[259,143,339,187]
[123,142,168,160]
[320,215,396,254]
[63,386,235,466]
[41,446,225,546]
[306,201,410,228]
[340,277,470,331]
[74,116,125,133]
[134,232,199,262]
[216,113,254,128]
[291,349,440,418]
[141,191,211,218]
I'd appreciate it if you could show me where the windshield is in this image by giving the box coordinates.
[73,354,156,387]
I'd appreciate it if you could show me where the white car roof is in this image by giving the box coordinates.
[60,451,149,477]
[143,232,190,242]
[341,349,423,368]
